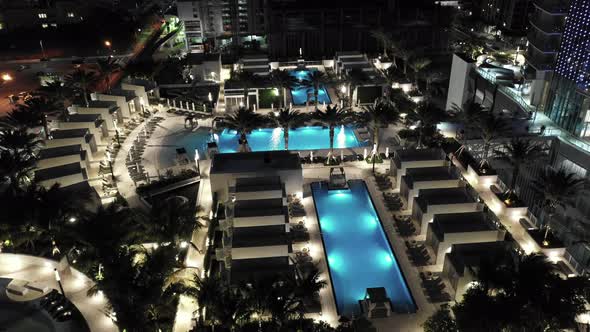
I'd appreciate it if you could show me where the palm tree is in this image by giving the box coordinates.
[371,30,391,59]
[268,108,307,150]
[477,113,507,171]
[0,128,42,192]
[408,102,448,148]
[313,105,350,159]
[424,71,445,94]
[0,149,37,194]
[532,167,586,240]
[270,69,298,108]
[231,70,259,109]
[494,138,546,200]
[65,68,99,106]
[243,277,272,332]
[302,70,328,107]
[398,48,413,75]
[224,107,267,152]
[449,101,485,156]
[95,57,122,92]
[184,274,224,326]
[409,57,432,88]
[34,80,72,109]
[267,282,300,331]
[356,98,400,152]
[149,196,203,252]
[14,97,60,138]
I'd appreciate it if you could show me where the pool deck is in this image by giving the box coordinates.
[302,166,435,331]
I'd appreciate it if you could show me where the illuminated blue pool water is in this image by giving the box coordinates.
[311,180,416,315]
[216,126,367,152]
[290,69,332,105]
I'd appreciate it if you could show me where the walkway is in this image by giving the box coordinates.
[0,254,117,332]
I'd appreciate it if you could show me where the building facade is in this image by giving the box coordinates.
[544,0,590,137]
[526,0,570,107]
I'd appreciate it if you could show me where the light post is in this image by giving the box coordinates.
[54,268,66,296]
[194,149,200,175]
[104,40,112,56]
[106,151,115,181]
[371,143,377,174]
[139,97,147,117]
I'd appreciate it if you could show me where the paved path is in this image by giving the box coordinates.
[0,254,117,332]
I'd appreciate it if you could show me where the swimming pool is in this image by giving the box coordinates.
[216,126,367,152]
[290,69,332,106]
[311,180,416,315]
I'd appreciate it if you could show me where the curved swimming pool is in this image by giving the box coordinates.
[311,180,416,315]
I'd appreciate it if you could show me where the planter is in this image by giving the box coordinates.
[524,229,565,260]
[490,185,528,218]
[467,164,498,187]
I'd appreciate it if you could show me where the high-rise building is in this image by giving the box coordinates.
[544,0,590,137]
[526,0,570,107]
[177,0,266,53]
[176,0,451,57]
[474,0,530,32]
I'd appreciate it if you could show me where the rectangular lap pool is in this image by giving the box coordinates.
[311,180,416,315]
[216,126,367,153]
[290,69,332,106]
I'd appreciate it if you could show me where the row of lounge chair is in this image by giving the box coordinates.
[125,116,164,184]
[419,273,452,303]
[406,241,431,267]
[40,290,75,322]
[394,215,416,237]
[167,108,210,118]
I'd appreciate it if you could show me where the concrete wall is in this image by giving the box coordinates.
[72,106,117,131]
[120,83,149,105]
[38,173,86,189]
[392,159,448,189]
[58,122,106,144]
[36,155,88,171]
[414,203,481,235]
[231,245,290,260]
[44,137,97,156]
[233,215,287,227]
[428,228,505,264]
[211,170,303,202]
[91,93,137,119]
[446,53,476,111]
[404,179,462,210]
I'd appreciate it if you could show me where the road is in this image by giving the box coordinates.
[0,18,163,115]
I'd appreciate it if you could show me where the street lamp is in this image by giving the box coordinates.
[106,151,115,181]
[104,40,111,48]
[1,73,13,82]
[194,149,200,175]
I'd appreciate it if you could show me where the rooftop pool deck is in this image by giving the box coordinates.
[311,180,417,315]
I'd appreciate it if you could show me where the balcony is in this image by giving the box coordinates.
[529,14,563,34]
[532,0,570,14]
[527,31,560,53]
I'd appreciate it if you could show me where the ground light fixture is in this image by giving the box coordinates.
[54,268,66,296]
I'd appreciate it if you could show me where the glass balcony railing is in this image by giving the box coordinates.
[478,68,590,154]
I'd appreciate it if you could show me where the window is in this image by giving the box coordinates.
[67,12,75,18]
[0,23,3,30]
[42,23,48,28]
[50,23,57,27]
[38,13,47,18]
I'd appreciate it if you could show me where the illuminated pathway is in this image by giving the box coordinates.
[0,254,117,332]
